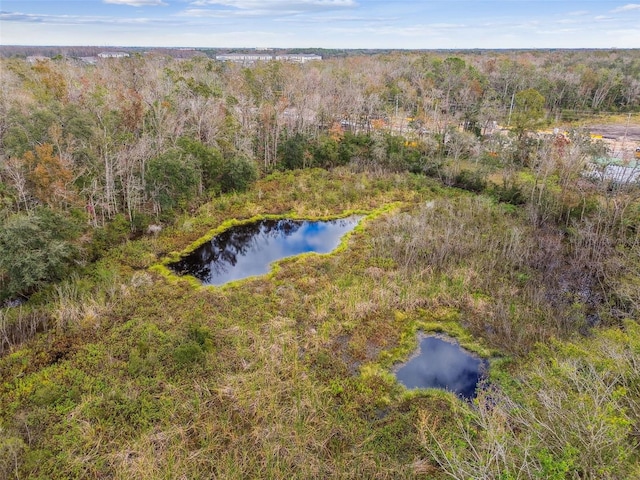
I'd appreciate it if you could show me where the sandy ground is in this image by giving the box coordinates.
[586,122,640,160]
[587,123,640,142]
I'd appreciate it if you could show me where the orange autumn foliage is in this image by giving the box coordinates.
[24,143,77,208]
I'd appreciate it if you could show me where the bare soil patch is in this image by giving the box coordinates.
[586,122,640,159]
[588,123,640,142]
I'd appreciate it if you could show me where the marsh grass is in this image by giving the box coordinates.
[420,322,640,480]
[0,307,48,356]
[1,168,639,479]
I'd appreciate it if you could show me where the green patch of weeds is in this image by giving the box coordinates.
[172,323,214,369]
[116,240,157,270]
[80,387,169,433]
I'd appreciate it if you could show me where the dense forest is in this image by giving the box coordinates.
[1,49,640,478]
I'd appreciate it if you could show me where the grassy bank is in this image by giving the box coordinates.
[1,168,639,478]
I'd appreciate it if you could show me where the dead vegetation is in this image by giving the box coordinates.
[1,167,639,478]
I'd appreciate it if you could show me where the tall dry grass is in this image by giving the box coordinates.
[419,323,640,479]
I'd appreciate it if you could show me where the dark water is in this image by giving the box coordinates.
[169,216,362,286]
[1,297,26,308]
[395,336,487,400]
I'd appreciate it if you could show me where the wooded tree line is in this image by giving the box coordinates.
[0,50,639,300]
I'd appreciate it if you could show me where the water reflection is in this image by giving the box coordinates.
[395,335,487,400]
[170,216,361,286]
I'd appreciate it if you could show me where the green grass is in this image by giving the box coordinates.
[1,167,639,478]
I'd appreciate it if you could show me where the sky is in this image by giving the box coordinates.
[1,1,639,49]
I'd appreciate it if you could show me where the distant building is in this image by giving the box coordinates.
[215,53,275,64]
[98,52,130,59]
[216,53,322,64]
[275,54,322,64]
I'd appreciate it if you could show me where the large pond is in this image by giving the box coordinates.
[394,335,487,400]
[169,216,362,286]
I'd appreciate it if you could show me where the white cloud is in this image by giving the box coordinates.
[2,0,638,49]
[181,7,278,18]
[104,0,168,6]
[0,10,169,26]
[179,8,253,17]
[189,0,356,10]
[181,0,357,18]
[274,14,376,23]
[611,3,640,13]
[426,23,465,29]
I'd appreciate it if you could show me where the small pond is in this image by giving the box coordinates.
[169,216,362,286]
[394,335,487,400]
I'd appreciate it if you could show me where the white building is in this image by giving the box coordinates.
[216,53,322,64]
[98,52,130,58]
[275,54,322,63]
[215,53,274,63]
